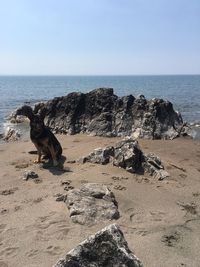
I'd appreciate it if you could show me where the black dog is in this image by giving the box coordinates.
[15,105,62,166]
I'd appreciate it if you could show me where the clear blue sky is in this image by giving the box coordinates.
[0,0,199,75]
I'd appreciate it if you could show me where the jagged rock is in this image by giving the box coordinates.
[113,139,143,173]
[65,183,119,225]
[14,88,188,140]
[155,169,170,180]
[78,146,114,165]
[3,128,21,142]
[143,153,170,180]
[21,170,39,181]
[53,224,143,267]
[79,138,170,179]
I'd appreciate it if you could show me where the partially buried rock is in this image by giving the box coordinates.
[22,170,39,181]
[142,153,170,180]
[53,224,143,267]
[66,183,119,225]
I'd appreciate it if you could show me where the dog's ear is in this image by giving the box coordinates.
[38,107,47,121]
[15,105,34,121]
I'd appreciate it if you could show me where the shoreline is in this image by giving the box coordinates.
[0,134,200,266]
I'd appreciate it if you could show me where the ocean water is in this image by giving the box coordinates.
[0,75,200,136]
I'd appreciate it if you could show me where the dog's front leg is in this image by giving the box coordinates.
[33,143,42,164]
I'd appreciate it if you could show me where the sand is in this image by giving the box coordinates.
[0,134,200,267]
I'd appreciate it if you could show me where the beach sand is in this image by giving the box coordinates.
[0,134,200,267]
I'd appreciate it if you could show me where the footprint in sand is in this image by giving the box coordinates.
[15,163,30,169]
[0,188,18,196]
[0,247,19,257]
[112,176,129,181]
[35,213,66,230]
[0,261,8,267]
[161,231,181,247]
[32,197,43,204]
[14,206,21,212]
[0,224,7,234]
[128,210,166,223]
[45,245,61,256]
[0,209,9,215]
[113,185,126,191]
[135,229,149,236]
[54,225,70,240]
[177,201,198,215]
[26,249,39,258]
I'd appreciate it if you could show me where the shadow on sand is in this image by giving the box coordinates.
[41,155,71,176]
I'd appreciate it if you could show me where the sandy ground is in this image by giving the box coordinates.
[0,134,200,267]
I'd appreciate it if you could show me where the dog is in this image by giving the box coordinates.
[15,105,62,166]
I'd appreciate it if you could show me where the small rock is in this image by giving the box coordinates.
[156,170,170,180]
[22,170,39,181]
[54,193,67,202]
[3,128,21,142]
[143,153,170,180]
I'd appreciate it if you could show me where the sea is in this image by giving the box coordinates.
[0,75,200,139]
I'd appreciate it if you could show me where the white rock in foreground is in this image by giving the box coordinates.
[66,183,119,225]
[53,224,143,267]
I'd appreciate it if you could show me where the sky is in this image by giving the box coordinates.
[0,0,199,75]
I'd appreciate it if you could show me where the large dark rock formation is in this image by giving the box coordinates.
[15,88,188,139]
[53,224,143,267]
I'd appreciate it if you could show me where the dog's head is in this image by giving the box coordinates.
[15,105,46,132]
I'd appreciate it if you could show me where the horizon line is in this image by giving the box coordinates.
[0,73,200,77]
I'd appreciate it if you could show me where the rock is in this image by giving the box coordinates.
[79,138,170,180]
[66,183,119,225]
[53,224,143,267]
[3,128,21,142]
[113,139,143,173]
[155,170,170,181]
[54,193,67,202]
[78,146,114,165]
[22,170,39,181]
[143,153,170,180]
[24,88,188,139]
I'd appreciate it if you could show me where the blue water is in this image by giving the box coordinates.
[0,75,200,134]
